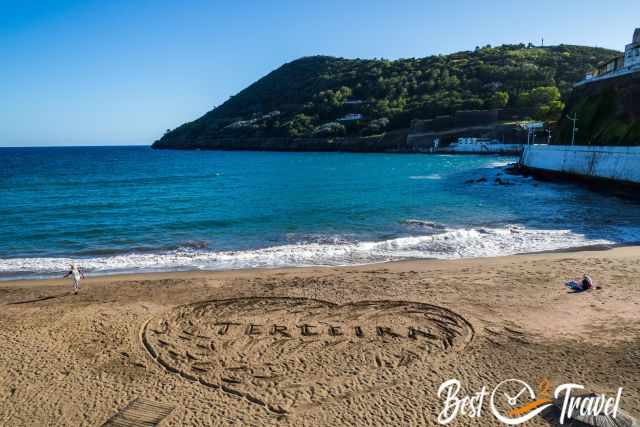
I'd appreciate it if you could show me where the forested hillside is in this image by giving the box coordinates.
[154,44,619,148]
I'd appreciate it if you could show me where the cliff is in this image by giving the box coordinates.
[556,71,640,146]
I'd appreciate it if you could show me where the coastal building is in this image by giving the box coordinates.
[435,135,532,155]
[441,138,524,154]
[576,28,640,86]
[625,28,640,68]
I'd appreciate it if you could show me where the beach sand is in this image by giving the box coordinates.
[0,247,639,426]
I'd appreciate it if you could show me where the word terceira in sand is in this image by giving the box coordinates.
[213,322,436,339]
[142,297,474,414]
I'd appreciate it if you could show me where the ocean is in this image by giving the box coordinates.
[2,146,640,279]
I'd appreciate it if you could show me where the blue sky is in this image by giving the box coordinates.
[1,0,637,147]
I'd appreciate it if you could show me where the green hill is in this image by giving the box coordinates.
[153,44,619,149]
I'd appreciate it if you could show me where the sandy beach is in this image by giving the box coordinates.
[1,247,639,426]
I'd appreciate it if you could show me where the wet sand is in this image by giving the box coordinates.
[0,247,639,426]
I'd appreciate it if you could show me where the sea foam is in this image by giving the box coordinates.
[0,225,621,280]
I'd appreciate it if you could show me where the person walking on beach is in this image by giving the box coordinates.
[63,263,85,294]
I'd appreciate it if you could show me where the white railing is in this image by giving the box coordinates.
[575,64,640,87]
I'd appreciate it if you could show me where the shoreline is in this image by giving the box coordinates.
[3,243,639,287]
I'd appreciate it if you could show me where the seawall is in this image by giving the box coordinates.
[521,144,640,185]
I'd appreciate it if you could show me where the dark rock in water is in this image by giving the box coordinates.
[495,177,514,185]
[464,177,489,184]
[504,164,527,177]
[402,220,446,231]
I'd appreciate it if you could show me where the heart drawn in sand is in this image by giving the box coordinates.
[141,297,474,415]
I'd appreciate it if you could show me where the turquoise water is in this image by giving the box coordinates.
[2,146,640,279]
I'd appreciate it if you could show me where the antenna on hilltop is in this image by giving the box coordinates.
[541,37,544,47]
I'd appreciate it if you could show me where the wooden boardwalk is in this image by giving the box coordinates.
[102,398,175,427]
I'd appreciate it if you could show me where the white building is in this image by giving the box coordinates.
[624,28,640,68]
[444,138,523,154]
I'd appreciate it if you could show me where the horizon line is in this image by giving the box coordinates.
[0,144,152,148]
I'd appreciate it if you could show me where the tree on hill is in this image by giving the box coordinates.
[286,113,315,137]
[488,91,509,109]
[519,86,565,121]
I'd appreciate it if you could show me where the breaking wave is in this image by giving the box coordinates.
[485,160,514,168]
[409,174,442,180]
[0,225,622,280]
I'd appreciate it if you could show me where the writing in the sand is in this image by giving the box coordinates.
[213,322,435,339]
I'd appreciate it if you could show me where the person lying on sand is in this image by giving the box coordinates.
[63,263,85,294]
[565,274,594,292]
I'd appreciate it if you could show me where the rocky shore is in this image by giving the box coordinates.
[151,131,414,153]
